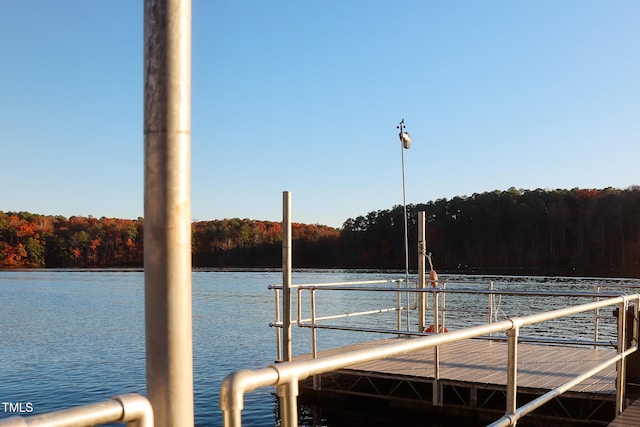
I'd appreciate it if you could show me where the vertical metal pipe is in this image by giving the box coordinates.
[274,289,282,362]
[282,191,293,362]
[506,326,520,424]
[441,282,446,331]
[433,289,439,332]
[432,339,441,406]
[297,288,302,328]
[432,287,441,406]
[400,139,410,332]
[397,280,402,332]
[488,280,494,336]
[616,300,627,414]
[278,382,299,427]
[488,281,494,323]
[634,300,639,349]
[418,211,426,332]
[594,285,601,349]
[432,369,441,407]
[311,289,320,390]
[144,1,193,426]
[222,410,242,427]
[311,289,317,359]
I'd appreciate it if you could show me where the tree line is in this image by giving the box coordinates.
[0,212,339,269]
[340,187,640,277]
[0,213,144,268]
[2,187,640,277]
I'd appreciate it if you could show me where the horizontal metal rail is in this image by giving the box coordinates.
[298,307,400,324]
[474,334,617,348]
[0,394,152,427]
[293,285,621,347]
[487,348,632,427]
[295,285,621,299]
[298,322,619,347]
[269,279,403,290]
[221,294,639,427]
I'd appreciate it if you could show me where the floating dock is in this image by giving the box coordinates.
[299,338,624,426]
[215,207,640,426]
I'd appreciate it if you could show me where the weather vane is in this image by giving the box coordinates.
[397,119,411,149]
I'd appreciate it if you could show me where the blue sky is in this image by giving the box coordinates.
[1,1,638,228]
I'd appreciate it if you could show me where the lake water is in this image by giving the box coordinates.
[1,270,639,426]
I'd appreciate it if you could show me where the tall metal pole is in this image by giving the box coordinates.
[418,211,426,332]
[144,1,194,426]
[282,191,292,362]
[397,119,411,330]
[281,191,296,426]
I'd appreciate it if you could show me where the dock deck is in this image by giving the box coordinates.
[299,338,620,426]
[343,338,617,395]
[608,399,640,427]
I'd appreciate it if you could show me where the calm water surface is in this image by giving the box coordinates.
[1,270,639,426]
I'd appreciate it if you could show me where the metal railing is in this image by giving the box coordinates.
[270,278,620,361]
[220,293,639,427]
[0,394,153,427]
[269,279,406,361]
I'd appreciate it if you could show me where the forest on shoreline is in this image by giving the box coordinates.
[2,187,640,277]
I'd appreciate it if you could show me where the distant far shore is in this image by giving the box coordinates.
[3,188,640,277]
[1,265,637,280]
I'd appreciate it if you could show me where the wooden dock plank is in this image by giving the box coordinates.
[307,338,618,395]
[299,337,628,426]
[609,399,640,427]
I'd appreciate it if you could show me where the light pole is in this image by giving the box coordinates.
[397,119,411,330]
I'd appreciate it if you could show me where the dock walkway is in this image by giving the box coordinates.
[341,338,617,395]
[300,338,620,426]
[609,399,640,427]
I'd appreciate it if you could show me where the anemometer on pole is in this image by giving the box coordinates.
[397,119,412,328]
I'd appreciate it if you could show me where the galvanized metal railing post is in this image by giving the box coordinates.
[488,281,494,323]
[432,345,441,407]
[418,211,426,332]
[634,301,639,349]
[396,279,402,335]
[433,288,439,333]
[311,289,318,359]
[616,299,628,415]
[488,280,495,337]
[506,321,521,425]
[594,285,601,349]
[277,382,299,427]
[282,191,293,362]
[432,287,441,406]
[274,289,282,362]
[441,282,447,331]
[144,1,194,426]
[311,288,320,390]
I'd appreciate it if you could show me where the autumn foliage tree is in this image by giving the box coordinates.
[2,187,640,276]
[0,212,144,268]
[0,213,340,269]
[191,219,339,267]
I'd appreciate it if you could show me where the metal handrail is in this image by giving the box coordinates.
[269,279,404,290]
[220,294,640,427]
[295,284,619,354]
[0,394,153,427]
[269,278,409,361]
[295,285,620,297]
[271,279,621,363]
